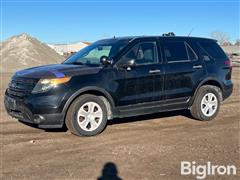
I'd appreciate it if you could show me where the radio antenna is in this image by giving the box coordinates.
[188,28,194,37]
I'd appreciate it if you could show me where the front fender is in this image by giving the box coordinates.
[62,86,115,115]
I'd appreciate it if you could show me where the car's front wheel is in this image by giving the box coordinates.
[66,94,108,136]
[190,85,221,121]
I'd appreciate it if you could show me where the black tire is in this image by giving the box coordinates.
[190,85,222,121]
[65,94,108,136]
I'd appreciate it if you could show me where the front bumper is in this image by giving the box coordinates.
[4,93,65,129]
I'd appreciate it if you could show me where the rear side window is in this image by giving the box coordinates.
[199,41,227,59]
[163,41,188,62]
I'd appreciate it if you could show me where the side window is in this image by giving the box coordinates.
[163,41,188,62]
[119,41,158,65]
[119,43,139,64]
[199,41,227,59]
[185,43,198,61]
[136,42,158,65]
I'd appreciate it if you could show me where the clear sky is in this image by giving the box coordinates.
[1,0,239,43]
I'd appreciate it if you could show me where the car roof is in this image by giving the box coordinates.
[100,36,216,42]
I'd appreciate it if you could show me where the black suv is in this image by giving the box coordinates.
[4,36,233,136]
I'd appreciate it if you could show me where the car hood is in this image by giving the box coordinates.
[14,64,102,79]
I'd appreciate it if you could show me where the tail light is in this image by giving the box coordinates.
[224,59,232,80]
[224,59,232,67]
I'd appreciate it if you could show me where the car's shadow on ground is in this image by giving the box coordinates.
[107,109,193,126]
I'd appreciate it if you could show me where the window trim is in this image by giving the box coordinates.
[185,42,199,61]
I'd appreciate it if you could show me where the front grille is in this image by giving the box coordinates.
[7,77,38,99]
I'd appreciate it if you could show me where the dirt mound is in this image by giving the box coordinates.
[48,42,88,55]
[0,33,64,72]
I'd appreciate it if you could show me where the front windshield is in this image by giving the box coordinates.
[64,39,129,66]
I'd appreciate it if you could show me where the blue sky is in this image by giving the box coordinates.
[1,0,239,43]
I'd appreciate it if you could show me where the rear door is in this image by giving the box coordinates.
[162,39,206,102]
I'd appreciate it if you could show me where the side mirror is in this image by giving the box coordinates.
[119,59,136,69]
[127,59,136,67]
[100,56,112,65]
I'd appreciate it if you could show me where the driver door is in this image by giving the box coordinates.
[114,39,161,106]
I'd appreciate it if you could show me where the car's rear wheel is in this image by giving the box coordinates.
[65,94,108,136]
[190,85,221,121]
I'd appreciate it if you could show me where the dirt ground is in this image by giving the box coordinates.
[0,68,239,180]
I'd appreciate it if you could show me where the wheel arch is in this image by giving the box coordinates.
[190,78,223,106]
[63,86,115,121]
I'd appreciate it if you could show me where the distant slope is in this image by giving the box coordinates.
[47,42,88,55]
[0,33,64,72]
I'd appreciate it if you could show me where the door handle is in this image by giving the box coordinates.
[149,69,161,74]
[193,65,203,69]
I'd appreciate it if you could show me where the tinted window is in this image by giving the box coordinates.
[120,41,158,65]
[199,41,227,59]
[164,41,188,62]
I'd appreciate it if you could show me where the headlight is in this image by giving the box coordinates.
[32,77,71,94]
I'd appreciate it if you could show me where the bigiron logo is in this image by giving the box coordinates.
[181,161,237,179]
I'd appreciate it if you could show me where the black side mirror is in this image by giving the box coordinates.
[100,56,112,65]
[119,59,136,69]
[127,59,136,67]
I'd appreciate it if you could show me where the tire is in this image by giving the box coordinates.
[190,85,221,121]
[65,94,108,136]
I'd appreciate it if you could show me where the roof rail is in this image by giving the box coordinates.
[162,32,175,37]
